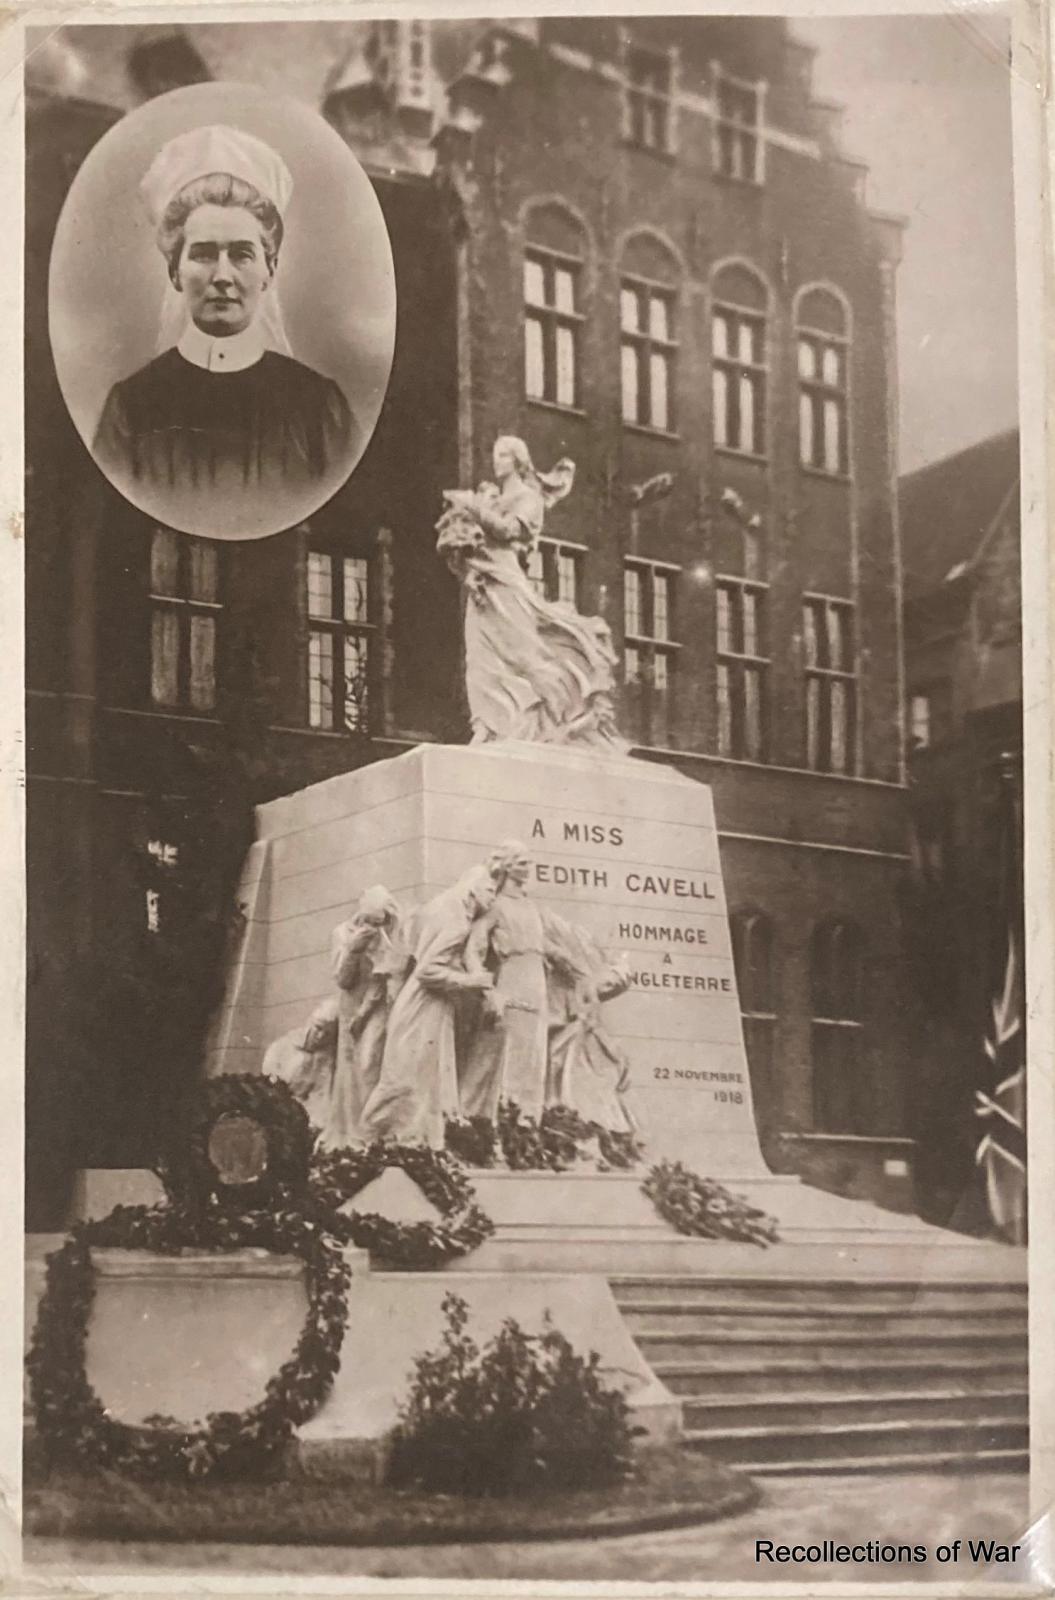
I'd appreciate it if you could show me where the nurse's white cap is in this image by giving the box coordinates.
[140,123,294,224]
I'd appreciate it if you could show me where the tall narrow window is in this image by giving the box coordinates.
[716,578,768,761]
[811,921,867,1133]
[910,694,931,751]
[797,288,850,476]
[713,67,763,184]
[621,280,677,431]
[909,680,953,751]
[803,596,856,774]
[623,43,673,153]
[712,265,767,457]
[307,551,374,733]
[624,558,679,747]
[730,911,776,1128]
[526,537,585,608]
[523,249,582,409]
[149,528,221,712]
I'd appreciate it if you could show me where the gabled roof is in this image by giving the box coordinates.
[900,429,1020,600]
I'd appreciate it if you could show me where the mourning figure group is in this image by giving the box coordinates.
[263,841,637,1152]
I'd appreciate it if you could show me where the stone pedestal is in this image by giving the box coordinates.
[209,741,765,1176]
[24,1239,677,1448]
[299,1270,679,1446]
[47,742,1021,1471]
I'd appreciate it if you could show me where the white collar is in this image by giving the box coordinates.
[177,321,267,373]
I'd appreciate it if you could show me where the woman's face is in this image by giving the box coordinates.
[505,851,532,886]
[492,441,519,481]
[469,878,498,915]
[177,204,272,337]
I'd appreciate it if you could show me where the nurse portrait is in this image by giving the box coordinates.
[49,86,395,540]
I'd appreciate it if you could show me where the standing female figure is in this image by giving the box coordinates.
[262,996,339,1133]
[437,437,625,750]
[459,841,588,1123]
[359,866,496,1148]
[323,885,406,1149]
[545,926,638,1138]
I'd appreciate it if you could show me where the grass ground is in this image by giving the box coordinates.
[24,1444,754,1548]
[20,1470,1032,1587]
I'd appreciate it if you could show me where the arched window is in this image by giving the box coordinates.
[810,920,867,1132]
[730,910,776,1129]
[522,202,586,411]
[712,264,767,457]
[620,233,680,433]
[797,287,850,476]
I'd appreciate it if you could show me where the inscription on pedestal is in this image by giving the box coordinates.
[421,747,764,1174]
[219,743,767,1176]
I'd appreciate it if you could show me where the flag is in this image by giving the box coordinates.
[974,775,1027,1244]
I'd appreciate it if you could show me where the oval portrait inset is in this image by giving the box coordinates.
[49,82,396,540]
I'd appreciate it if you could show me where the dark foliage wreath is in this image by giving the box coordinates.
[642,1160,780,1247]
[310,1142,494,1269]
[444,1103,645,1173]
[159,1073,314,1213]
[27,1201,350,1482]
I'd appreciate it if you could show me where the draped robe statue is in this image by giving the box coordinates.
[437,437,626,751]
[324,886,408,1148]
[358,867,496,1149]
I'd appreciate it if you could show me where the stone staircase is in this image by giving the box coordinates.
[610,1273,1029,1475]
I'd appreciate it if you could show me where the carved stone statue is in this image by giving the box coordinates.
[324,885,408,1149]
[459,840,590,1123]
[437,437,626,751]
[261,845,639,1160]
[358,864,497,1149]
[262,996,339,1131]
[544,926,638,1138]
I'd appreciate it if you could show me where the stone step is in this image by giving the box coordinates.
[684,1414,1028,1468]
[463,1235,1028,1278]
[633,1327,1026,1364]
[656,1355,1029,1399]
[732,1448,1030,1478]
[609,1277,1028,1309]
[682,1386,1029,1432]
[619,1306,1027,1338]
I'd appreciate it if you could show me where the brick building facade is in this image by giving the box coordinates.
[26,18,915,1227]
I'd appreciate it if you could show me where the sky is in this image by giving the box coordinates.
[796,11,1019,475]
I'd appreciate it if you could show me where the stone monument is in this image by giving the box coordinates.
[210,434,765,1179]
[48,434,1023,1469]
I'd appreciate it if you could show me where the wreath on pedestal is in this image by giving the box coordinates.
[26,1201,351,1482]
[29,1083,498,1481]
[642,1160,779,1247]
[444,1103,645,1172]
[159,1073,315,1214]
[310,1142,494,1269]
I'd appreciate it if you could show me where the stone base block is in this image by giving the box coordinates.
[298,1270,680,1446]
[24,1239,679,1447]
[63,1167,1027,1283]
[84,1248,310,1425]
[455,1169,1026,1280]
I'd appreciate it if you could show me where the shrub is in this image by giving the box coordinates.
[385,1293,637,1497]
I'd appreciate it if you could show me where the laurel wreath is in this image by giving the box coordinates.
[158,1073,315,1213]
[310,1141,494,1269]
[26,1201,351,1482]
[642,1160,779,1247]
